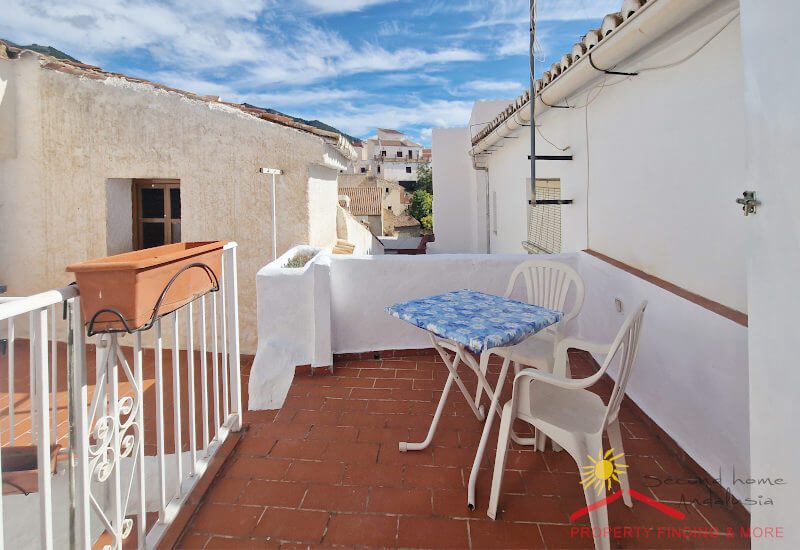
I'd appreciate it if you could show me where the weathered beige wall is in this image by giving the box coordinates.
[0,54,344,353]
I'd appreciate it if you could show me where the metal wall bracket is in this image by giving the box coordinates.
[736,191,761,216]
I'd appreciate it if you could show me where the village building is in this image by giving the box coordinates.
[338,174,420,237]
[348,128,426,187]
[0,41,372,353]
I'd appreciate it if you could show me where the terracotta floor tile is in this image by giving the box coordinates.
[323,514,397,547]
[397,517,469,549]
[203,477,250,504]
[239,480,307,508]
[373,378,414,390]
[225,457,291,481]
[342,463,405,487]
[190,503,263,537]
[252,508,329,544]
[404,465,463,490]
[357,426,410,444]
[177,352,750,549]
[350,387,393,400]
[322,441,380,464]
[377,442,437,466]
[305,424,358,442]
[490,493,567,523]
[284,461,345,484]
[537,524,597,549]
[433,488,480,520]
[252,422,310,440]
[270,439,327,460]
[236,435,278,457]
[469,520,546,549]
[204,536,278,549]
[321,397,368,413]
[368,486,433,515]
[338,411,389,428]
[175,532,209,549]
[301,484,369,512]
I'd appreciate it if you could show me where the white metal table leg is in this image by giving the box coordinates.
[433,337,484,420]
[467,355,512,511]
[400,339,479,452]
[399,370,454,452]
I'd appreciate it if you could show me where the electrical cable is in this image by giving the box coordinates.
[535,126,570,152]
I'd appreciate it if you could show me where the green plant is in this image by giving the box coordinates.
[415,161,433,193]
[421,214,433,232]
[284,250,317,268]
[408,189,433,223]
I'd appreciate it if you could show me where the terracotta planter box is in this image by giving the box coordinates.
[67,241,225,333]
[2,445,60,495]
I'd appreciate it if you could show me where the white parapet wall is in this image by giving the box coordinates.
[337,205,384,255]
[250,246,332,410]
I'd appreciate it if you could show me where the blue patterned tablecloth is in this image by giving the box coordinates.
[386,289,563,354]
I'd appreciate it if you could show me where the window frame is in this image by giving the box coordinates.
[132,178,181,250]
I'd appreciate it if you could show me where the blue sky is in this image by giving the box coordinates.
[1,0,617,145]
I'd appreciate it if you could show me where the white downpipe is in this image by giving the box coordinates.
[469,0,727,160]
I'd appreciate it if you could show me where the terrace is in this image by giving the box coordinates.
[178,351,747,549]
[0,247,752,549]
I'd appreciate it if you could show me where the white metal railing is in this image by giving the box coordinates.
[0,242,242,549]
[0,285,78,549]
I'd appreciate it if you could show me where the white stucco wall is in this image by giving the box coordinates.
[435,12,747,314]
[576,253,749,502]
[740,0,799,543]
[430,127,478,253]
[0,54,348,353]
[307,165,340,249]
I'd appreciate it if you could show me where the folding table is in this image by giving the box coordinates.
[386,289,562,509]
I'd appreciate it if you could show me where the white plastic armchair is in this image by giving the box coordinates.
[487,301,647,550]
[476,260,586,449]
[496,259,585,375]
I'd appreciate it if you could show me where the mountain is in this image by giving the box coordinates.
[243,104,360,145]
[2,39,81,63]
[1,39,359,145]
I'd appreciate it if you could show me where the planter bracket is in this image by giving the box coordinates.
[87,262,219,336]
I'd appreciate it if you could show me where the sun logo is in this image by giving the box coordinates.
[580,448,629,495]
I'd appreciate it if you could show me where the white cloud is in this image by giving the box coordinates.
[311,99,474,137]
[302,0,398,14]
[377,20,407,37]
[463,80,524,93]
[247,88,366,107]
[420,0,618,28]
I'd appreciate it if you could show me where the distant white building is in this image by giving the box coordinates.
[348,129,428,186]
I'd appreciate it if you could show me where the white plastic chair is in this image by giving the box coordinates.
[487,301,647,550]
[496,259,585,374]
[476,260,585,449]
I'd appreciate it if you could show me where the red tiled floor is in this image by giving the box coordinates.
[177,351,750,549]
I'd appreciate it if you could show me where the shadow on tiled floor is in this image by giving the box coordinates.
[176,350,749,549]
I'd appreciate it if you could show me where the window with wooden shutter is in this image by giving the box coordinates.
[132,179,181,250]
[525,178,562,254]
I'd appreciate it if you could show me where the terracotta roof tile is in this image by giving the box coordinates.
[471,0,649,147]
[0,40,356,158]
[393,215,420,228]
[340,187,383,216]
